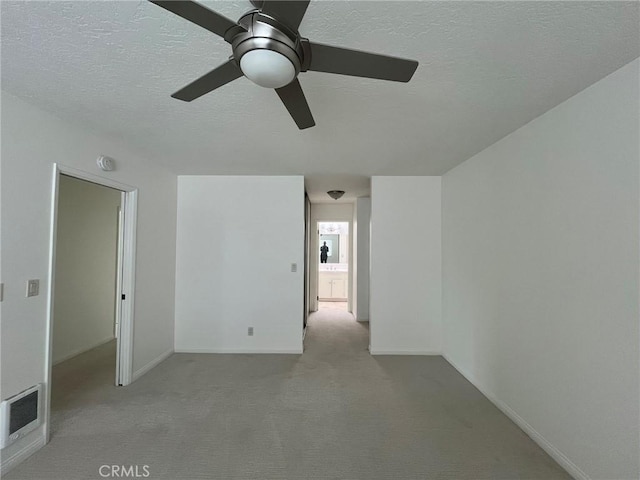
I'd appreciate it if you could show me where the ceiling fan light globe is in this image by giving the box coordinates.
[240,49,296,89]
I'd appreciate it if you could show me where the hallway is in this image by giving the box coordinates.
[305,304,368,354]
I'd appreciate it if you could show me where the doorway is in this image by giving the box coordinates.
[44,164,137,442]
[52,174,121,375]
[317,222,349,309]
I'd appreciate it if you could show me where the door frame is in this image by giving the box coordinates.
[315,220,351,306]
[43,163,138,443]
[303,194,311,329]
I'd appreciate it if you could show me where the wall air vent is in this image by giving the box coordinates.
[1,384,42,449]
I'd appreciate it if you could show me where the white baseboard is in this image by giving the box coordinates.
[369,349,442,355]
[175,347,303,354]
[0,434,46,476]
[356,318,369,323]
[53,336,115,365]
[132,349,173,382]
[442,354,589,480]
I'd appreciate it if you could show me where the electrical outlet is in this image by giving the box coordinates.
[26,279,39,297]
[248,327,254,336]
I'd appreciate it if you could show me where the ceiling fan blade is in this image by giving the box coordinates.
[172,60,243,102]
[149,1,241,40]
[260,1,310,31]
[275,79,315,129]
[306,42,418,82]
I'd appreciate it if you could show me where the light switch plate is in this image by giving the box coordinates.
[26,279,39,297]
[291,263,297,272]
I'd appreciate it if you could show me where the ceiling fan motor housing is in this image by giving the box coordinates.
[230,11,310,79]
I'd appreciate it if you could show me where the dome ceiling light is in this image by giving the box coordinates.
[327,190,346,200]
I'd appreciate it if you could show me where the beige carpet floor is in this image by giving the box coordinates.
[318,301,348,311]
[6,309,571,479]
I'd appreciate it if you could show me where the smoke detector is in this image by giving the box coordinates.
[97,155,115,171]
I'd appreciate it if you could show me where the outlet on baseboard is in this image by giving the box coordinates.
[248,327,254,336]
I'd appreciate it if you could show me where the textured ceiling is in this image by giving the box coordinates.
[2,1,639,202]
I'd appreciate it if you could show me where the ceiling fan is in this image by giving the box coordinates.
[149,0,419,129]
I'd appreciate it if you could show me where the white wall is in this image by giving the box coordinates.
[309,203,354,312]
[353,197,371,321]
[442,59,639,479]
[175,176,304,354]
[53,176,121,364]
[1,92,177,467]
[370,177,442,354]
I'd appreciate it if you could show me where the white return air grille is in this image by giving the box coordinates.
[1,384,42,449]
